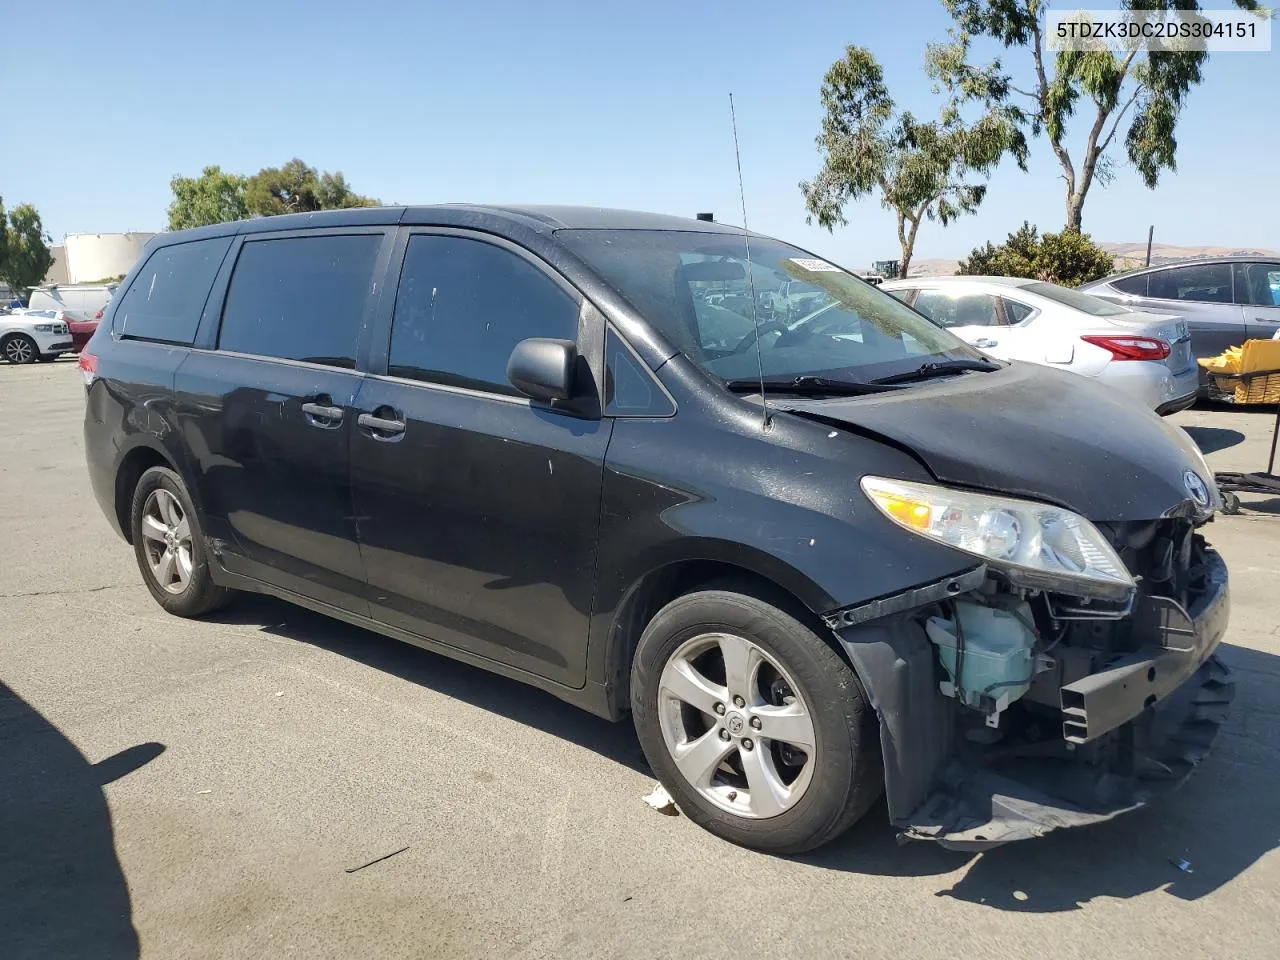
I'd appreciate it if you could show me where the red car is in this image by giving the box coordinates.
[63,310,100,351]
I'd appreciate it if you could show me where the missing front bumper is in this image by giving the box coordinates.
[835,547,1233,851]
[897,655,1233,850]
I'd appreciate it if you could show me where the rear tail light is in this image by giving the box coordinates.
[94,309,104,320]
[78,351,99,387]
[1081,335,1171,362]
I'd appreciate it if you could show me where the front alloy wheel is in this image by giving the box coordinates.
[631,589,882,854]
[658,632,816,819]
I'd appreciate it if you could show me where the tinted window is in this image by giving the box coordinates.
[1236,262,1280,307]
[606,328,671,415]
[115,237,232,344]
[1110,273,1148,296]
[388,235,580,394]
[218,234,381,368]
[1002,298,1034,323]
[912,291,1004,327]
[1149,263,1233,303]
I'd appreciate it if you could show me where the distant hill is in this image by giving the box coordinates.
[903,242,1279,279]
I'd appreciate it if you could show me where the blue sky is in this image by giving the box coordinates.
[6,0,1276,267]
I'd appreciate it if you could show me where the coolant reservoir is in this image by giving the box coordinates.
[925,602,1037,722]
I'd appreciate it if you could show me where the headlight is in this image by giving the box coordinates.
[34,323,53,332]
[861,476,1134,600]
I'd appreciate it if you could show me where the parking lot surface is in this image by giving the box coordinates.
[2,358,1278,959]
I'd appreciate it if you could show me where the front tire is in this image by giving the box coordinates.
[2,334,38,364]
[631,589,882,854]
[130,466,232,617]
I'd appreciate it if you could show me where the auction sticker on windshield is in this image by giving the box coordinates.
[789,258,841,272]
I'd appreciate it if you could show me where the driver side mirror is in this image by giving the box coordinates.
[507,338,577,402]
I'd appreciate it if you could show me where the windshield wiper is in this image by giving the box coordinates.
[869,358,1001,386]
[724,375,903,396]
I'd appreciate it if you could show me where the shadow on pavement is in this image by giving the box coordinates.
[207,598,1279,915]
[0,683,163,959]
[805,642,1280,911]
[210,594,651,775]
[1182,425,1247,454]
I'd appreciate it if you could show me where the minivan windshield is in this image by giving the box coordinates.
[559,230,983,386]
[1022,281,1129,317]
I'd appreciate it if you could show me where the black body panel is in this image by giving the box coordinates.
[349,376,611,688]
[173,351,369,613]
[781,362,1212,521]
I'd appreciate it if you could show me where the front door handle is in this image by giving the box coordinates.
[358,411,406,437]
[974,338,999,348]
[301,400,344,426]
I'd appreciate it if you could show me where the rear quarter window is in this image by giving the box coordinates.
[114,237,233,344]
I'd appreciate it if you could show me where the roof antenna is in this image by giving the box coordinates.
[730,92,769,432]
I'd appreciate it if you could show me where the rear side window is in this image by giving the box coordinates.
[388,235,580,395]
[1149,263,1233,303]
[1001,298,1034,323]
[115,237,232,344]
[1110,274,1148,296]
[218,234,381,368]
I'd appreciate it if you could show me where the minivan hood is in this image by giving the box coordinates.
[779,362,1211,522]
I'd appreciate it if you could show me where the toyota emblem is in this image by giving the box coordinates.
[1183,470,1210,507]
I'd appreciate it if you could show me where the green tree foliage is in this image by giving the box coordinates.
[958,220,1114,286]
[801,45,1026,278]
[167,160,378,229]
[245,159,378,218]
[168,166,249,230]
[930,0,1264,232]
[0,198,55,297]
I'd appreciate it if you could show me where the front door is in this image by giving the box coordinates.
[176,230,387,613]
[1237,261,1280,341]
[350,232,611,687]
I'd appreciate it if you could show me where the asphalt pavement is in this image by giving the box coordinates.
[2,357,1277,959]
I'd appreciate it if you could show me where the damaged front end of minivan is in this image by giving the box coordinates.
[823,479,1233,851]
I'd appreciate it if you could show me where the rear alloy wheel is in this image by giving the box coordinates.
[2,334,38,364]
[130,466,232,617]
[631,589,882,854]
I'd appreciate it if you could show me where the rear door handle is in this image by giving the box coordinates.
[301,401,344,426]
[358,412,406,437]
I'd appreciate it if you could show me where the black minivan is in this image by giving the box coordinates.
[83,206,1232,853]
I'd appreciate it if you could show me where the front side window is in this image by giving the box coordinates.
[115,237,233,344]
[558,230,979,385]
[912,291,1004,328]
[218,234,381,368]
[1149,263,1233,304]
[388,235,580,395]
[1236,262,1280,307]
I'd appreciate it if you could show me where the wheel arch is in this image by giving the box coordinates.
[598,551,861,720]
[113,444,180,544]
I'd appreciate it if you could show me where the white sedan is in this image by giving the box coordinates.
[879,276,1199,414]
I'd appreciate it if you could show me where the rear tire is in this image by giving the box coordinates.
[2,334,38,364]
[130,466,233,617]
[36,353,60,363]
[631,589,882,854]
